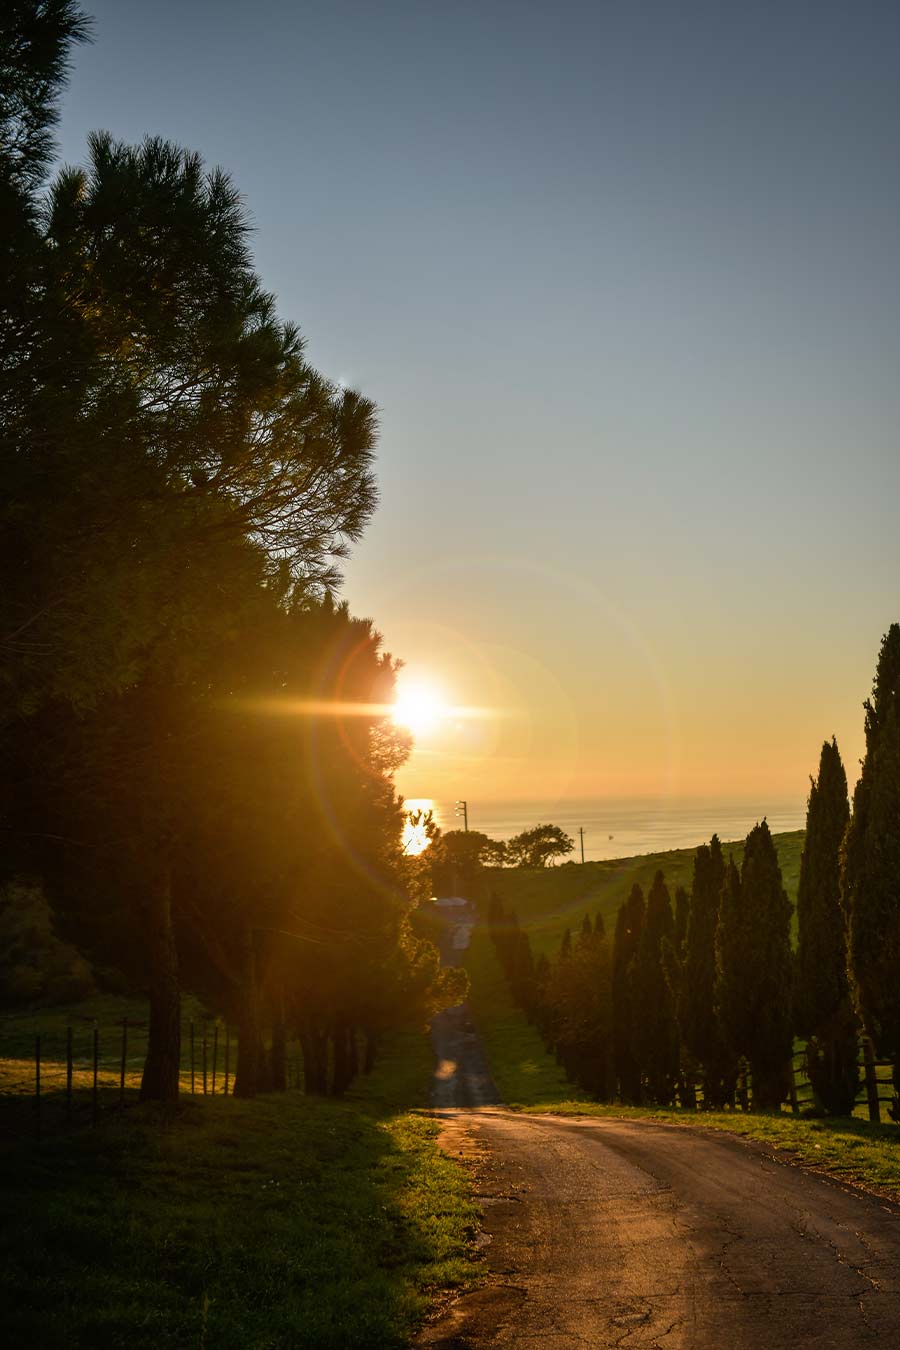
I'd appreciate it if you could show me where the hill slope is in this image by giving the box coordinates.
[478,829,804,955]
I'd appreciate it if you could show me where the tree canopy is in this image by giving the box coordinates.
[506,823,574,868]
[0,1,460,1104]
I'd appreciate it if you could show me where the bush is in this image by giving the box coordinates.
[0,881,95,1006]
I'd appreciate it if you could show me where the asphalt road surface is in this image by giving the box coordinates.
[423,907,900,1347]
[419,1109,900,1348]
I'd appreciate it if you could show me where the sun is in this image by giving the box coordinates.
[392,680,445,737]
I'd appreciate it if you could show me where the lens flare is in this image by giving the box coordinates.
[392,681,445,736]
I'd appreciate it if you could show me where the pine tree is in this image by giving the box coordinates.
[843,625,900,1114]
[631,872,680,1104]
[612,885,644,1103]
[795,739,858,1115]
[716,823,793,1110]
[680,836,735,1107]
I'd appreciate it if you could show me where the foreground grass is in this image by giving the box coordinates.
[467,925,900,1201]
[477,829,803,956]
[0,1031,479,1349]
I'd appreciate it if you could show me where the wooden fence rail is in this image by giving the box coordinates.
[684,1038,895,1123]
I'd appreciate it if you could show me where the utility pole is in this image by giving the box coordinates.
[456,799,468,831]
[579,826,585,864]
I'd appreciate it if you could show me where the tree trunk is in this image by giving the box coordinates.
[363,1028,379,1074]
[233,929,260,1098]
[332,1013,352,1096]
[271,992,287,1092]
[300,1017,328,1094]
[139,864,181,1105]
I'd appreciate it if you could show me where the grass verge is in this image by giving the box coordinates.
[0,1030,480,1349]
[467,924,900,1202]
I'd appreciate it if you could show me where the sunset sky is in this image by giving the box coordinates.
[58,1,900,807]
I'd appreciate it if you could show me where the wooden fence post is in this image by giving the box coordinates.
[190,1020,195,1095]
[212,1024,218,1096]
[738,1065,749,1113]
[788,1057,799,1116]
[119,1017,128,1111]
[863,1036,881,1124]
[202,1025,208,1095]
[91,1024,99,1128]
[66,1025,73,1126]
[224,1027,230,1097]
[35,1033,41,1141]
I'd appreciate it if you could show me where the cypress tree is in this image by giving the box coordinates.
[843,625,900,1114]
[579,913,593,947]
[716,823,793,1110]
[594,912,606,941]
[673,887,689,959]
[612,884,644,1103]
[681,836,735,1107]
[631,871,680,1105]
[795,739,858,1115]
[661,886,694,1109]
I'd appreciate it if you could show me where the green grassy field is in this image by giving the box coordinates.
[467,923,900,1200]
[0,1029,480,1349]
[0,992,218,1106]
[480,829,804,955]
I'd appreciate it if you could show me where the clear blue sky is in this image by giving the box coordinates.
[57,1,900,805]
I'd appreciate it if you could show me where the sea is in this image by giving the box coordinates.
[403,796,806,863]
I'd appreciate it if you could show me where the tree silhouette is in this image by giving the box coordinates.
[612,884,644,1103]
[506,823,574,868]
[843,624,900,1114]
[717,824,792,1110]
[680,837,735,1108]
[631,871,679,1105]
[796,740,858,1114]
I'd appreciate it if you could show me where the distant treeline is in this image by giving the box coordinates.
[488,625,900,1118]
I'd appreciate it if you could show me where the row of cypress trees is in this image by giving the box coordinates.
[489,825,795,1111]
[487,620,900,1117]
[489,821,794,1109]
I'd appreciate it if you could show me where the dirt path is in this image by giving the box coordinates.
[423,904,900,1346]
[419,1108,900,1347]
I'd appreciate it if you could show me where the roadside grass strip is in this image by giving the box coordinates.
[468,926,900,1202]
[0,1031,480,1349]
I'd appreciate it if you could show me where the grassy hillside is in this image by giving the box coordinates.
[0,1031,479,1349]
[479,829,804,956]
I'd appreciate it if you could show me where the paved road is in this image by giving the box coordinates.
[423,906,900,1347]
[420,1109,900,1348]
[429,900,501,1111]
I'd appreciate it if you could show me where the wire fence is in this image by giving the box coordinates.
[0,1014,307,1142]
